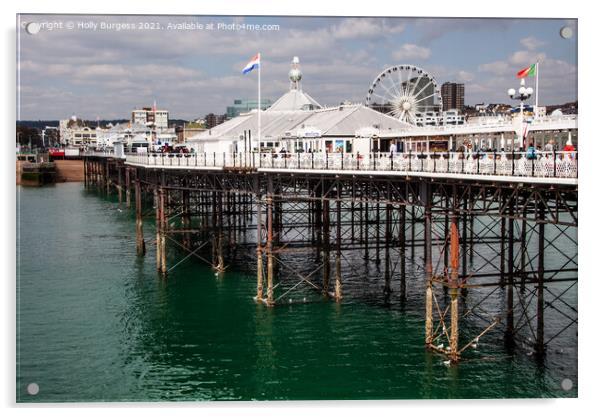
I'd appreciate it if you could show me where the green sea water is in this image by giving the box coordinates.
[16,182,577,402]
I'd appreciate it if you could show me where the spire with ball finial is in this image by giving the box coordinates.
[289,56,303,91]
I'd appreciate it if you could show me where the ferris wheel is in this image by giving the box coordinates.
[365,65,442,125]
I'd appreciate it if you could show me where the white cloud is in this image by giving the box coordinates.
[391,44,431,61]
[416,18,511,43]
[331,18,404,40]
[457,70,474,82]
[520,36,546,51]
[478,60,511,76]
[509,50,546,66]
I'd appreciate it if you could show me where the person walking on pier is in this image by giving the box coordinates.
[389,141,397,158]
[526,142,537,160]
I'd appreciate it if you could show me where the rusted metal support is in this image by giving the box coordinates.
[449,210,460,362]
[83,158,88,188]
[399,205,406,302]
[315,192,323,263]
[350,201,355,241]
[364,201,369,261]
[444,198,449,273]
[500,215,506,286]
[159,186,168,275]
[384,201,392,297]
[506,200,515,340]
[375,202,381,265]
[423,182,434,346]
[334,188,342,302]
[462,198,468,280]
[309,199,315,246]
[359,201,364,244]
[322,196,331,296]
[255,176,263,301]
[226,191,232,245]
[536,202,546,356]
[469,209,475,264]
[182,181,191,250]
[117,166,123,204]
[410,205,416,260]
[125,168,131,209]
[214,192,225,273]
[266,176,275,306]
[105,160,110,195]
[155,188,161,271]
[92,160,97,189]
[520,218,528,290]
[135,177,145,256]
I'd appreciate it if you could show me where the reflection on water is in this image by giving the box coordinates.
[17,183,577,402]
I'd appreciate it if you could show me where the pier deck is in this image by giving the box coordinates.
[84,151,578,364]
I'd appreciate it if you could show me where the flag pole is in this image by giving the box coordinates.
[257,53,261,153]
[535,61,539,117]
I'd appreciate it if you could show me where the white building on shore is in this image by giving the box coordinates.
[187,57,413,154]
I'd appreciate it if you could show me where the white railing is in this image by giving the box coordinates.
[82,150,120,158]
[125,151,578,179]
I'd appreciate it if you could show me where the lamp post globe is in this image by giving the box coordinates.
[507,88,516,97]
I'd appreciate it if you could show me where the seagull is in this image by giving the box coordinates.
[289,298,292,304]
[436,344,444,350]
[446,346,451,351]
[443,360,451,367]
[303,297,307,303]
[471,343,478,349]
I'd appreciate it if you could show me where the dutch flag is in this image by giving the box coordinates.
[242,53,260,74]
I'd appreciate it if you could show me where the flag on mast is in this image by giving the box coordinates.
[242,53,261,152]
[516,64,537,78]
[242,54,260,74]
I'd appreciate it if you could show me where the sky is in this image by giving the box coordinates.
[17,14,577,120]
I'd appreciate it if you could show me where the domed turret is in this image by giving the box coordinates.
[289,56,303,91]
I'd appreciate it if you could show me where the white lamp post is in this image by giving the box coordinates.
[507,79,533,149]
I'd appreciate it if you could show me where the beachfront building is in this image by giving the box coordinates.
[132,106,169,130]
[59,117,97,147]
[95,121,178,151]
[226,98,273,119]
